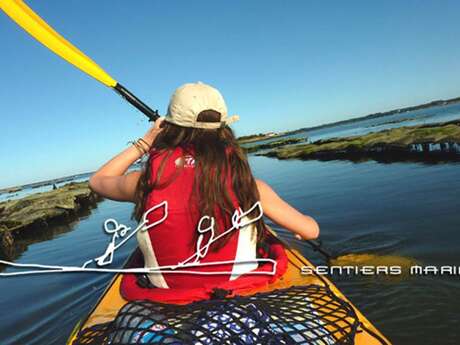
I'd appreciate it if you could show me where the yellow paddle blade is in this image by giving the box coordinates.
[331,253,418,275]
[0,0,116,87]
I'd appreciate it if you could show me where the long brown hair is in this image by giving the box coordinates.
[132,110,267,249]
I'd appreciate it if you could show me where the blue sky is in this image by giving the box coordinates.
[1,0,460,188]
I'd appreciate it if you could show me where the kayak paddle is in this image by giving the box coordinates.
[1,1,417,275]
[0,0,159,121]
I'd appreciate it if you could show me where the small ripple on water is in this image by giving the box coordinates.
[2,273,111,345]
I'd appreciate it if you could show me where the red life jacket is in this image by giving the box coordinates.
[121,146,287,303]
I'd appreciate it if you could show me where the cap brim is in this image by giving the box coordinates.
[224,115,239,126]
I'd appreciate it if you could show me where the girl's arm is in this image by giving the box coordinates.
[88,119,163,202]
[256,179,320,240]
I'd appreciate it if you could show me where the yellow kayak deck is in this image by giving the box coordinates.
[67,241,391,344]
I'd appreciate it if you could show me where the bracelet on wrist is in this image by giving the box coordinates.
[128,140,147,156]
[137,138,151,152]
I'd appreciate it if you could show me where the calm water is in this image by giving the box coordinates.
[251,101,460,145]
[1,106,460,345]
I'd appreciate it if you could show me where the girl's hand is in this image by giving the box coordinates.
[89,117,165,203]
[142,117,164,147]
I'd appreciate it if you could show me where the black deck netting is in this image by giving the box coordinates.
[72,285,360,345]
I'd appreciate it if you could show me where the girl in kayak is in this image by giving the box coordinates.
[89,82,319,293]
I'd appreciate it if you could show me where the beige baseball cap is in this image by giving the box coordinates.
[164,82,239,129]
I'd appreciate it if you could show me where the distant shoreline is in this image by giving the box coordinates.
[3,96,460,192]
[280,96,460,136]
[0,172,91,195]
[237,96,460,140]
[0,163,142,195]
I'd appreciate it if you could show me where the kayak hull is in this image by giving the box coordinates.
[67,234,391,344]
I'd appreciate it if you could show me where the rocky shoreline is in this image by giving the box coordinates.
[244,137,307,153]
[0,182,102,260]
[257,120,460,163]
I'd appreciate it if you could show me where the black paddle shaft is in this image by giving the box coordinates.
[305,239,334,261]
[114,83,160,122]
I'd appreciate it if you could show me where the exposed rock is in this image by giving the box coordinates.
[1,187,22,194]
[259,120,460,162]
[0,182,102,259]
[244,137,307,153]
[238,132,284,144]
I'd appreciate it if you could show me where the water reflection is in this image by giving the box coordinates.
[410,142,460,153]
[0,206,97,265]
